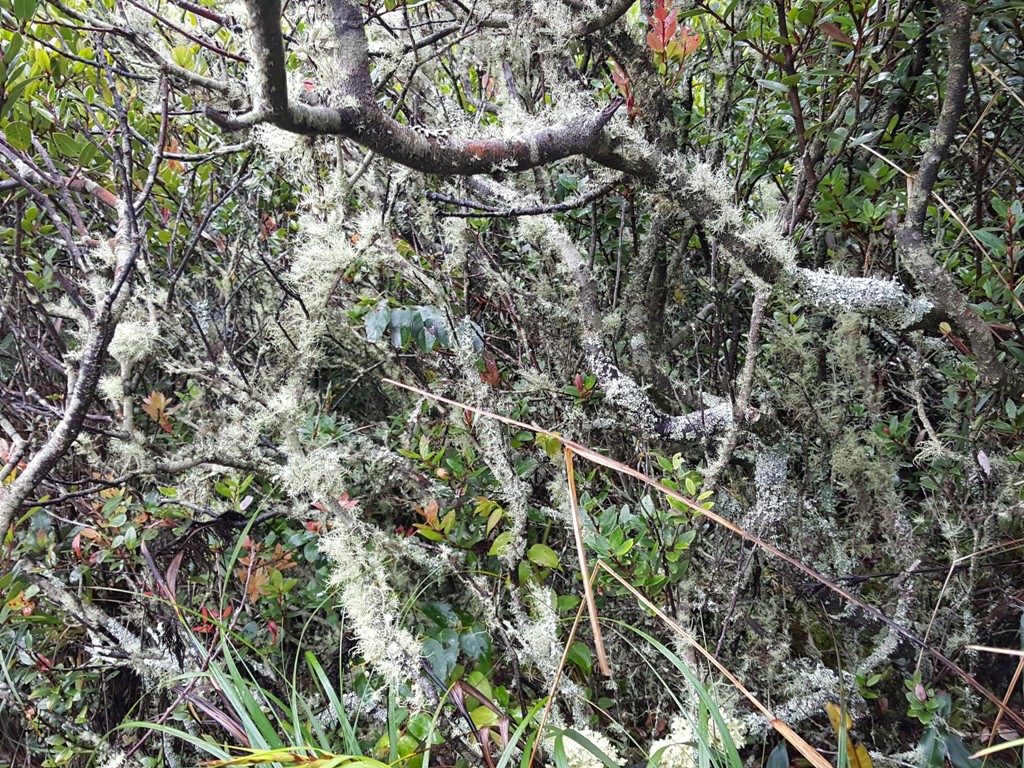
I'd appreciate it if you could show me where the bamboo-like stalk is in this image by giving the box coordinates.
[564,447,611,677]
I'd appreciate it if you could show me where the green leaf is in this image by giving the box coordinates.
[78,141,97,167]
[943,734,982,768]
[364,302,391,343]
[4,121,32,151]
[557,594,581,612]
[423,638,453,682]
[850,129,880,147]
[488,530,513,556]
[756,78,790,93]
[51,133,80,157]
[767,744,789,768]
[14,0,38,23]
[471,706,500,728]
[527,543,559,569]
[3,34,23,65]
[459,624,491,661]
[566,641,592,675]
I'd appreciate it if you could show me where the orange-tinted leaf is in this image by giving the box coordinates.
[825,702,873,768]
[826,701,852,731]
[259,213,277,240]
[480,352,500,387]
[141,391,168,422]
[416,498,440,526]
[165,139,184,173]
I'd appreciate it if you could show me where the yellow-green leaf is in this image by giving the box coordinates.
[4,122,31,151]
[527,543,559,569]
[485,507,502,535]
[471,706,500,728]
[488,530,513,556]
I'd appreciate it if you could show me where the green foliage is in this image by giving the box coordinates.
[2,0,1023,765]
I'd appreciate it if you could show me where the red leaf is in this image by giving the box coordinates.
[480,352,500,387]
[611,62,630,93]
[259,213,277,240]
[646,0,679,54]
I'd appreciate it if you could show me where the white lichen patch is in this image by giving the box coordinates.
[252,122,306,160]
[278,446,350,501]
[650,712,746,768]
[742,449,792,531]
[517,582,563,680]
[552,727,622,768]
[320,523,424,700]
[93,238,117,268]
[674,160,743,233]
[108,317,160,369]
[741,216,797,270]
[108,436,149,473]
[794,268,930,328]
[97,374,124,409]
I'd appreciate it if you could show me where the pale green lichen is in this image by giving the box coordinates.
[743,449,792,532]
[108,317,160,369]
[794,268,929,328]
[97,374,124,409]
[553,727,622,768]
[320,522,424,702]
[650,712,746,768]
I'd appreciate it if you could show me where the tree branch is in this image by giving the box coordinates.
[894,0,1005,384]
[206,0,624,175]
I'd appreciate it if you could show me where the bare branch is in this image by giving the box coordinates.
[427,178,623,217]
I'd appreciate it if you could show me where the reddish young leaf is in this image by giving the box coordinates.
[573,373,587,396]
[480,351,500,387]
[610,61,640,122]
[646,0,679,54]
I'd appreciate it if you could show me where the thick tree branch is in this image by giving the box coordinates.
[895,0,1005,384]
[207,0,623,175]
[427,178,623,217]
[576,0,636,36]
[0,235,141,536]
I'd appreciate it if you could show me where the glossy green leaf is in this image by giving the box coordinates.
[527,543,559,569]
[4,121,31,151]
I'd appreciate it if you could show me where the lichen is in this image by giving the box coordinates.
[320,522,424,702]
[650,711,747,768]
[108,316,160,369]
[554,727,622,768]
